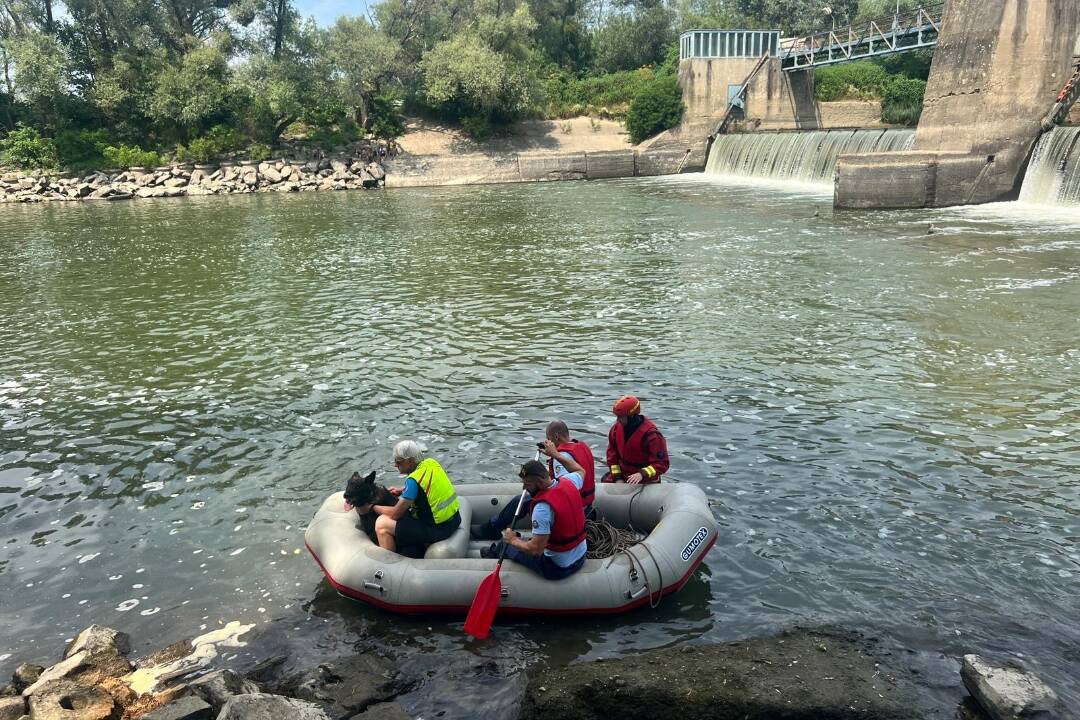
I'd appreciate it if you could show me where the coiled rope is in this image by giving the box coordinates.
[584,518,643,559]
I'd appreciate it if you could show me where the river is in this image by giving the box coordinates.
[0,177,1077,715]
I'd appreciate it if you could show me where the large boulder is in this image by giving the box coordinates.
[13,664,44,692]
[141,695,213,720]
[260,167,282,183]
[217,693,331,720]
[285,655,400,719]
[188,669,259,714]
[26,679,114,720]
[0,695,26,720]
[22,626,131,699]
[961,655,1063,720]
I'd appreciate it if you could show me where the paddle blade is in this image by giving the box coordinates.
[464,567,502,639]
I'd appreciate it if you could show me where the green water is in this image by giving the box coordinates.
[1,178,1077,715]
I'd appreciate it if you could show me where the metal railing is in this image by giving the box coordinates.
[780,3,944,71]
[680,29,781,60]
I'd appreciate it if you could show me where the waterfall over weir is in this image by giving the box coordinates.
[1019,126,1080,206]
[705,129,915,185]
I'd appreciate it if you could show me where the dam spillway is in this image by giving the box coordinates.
[705,129,915,185]
[1018,126,1080,206]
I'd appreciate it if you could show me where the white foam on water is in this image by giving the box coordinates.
[127,620,255,695]
[230,547,245,556]
[116,599,140,612]
[312,383,329,391]
[141,481,165,492]
[77,553,100,564]
[140,607,161,616]
[191,502,205,510]
[457,440,479,452]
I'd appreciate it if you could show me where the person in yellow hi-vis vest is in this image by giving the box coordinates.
[371,440,461,557]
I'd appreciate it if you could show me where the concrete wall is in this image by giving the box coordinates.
[837,0,1080,208]
[677,57,887,133]
[384,147,692,188]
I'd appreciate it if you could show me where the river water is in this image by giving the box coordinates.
[1,178,1077,715]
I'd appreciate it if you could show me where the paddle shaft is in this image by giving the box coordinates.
[495,449,538,565]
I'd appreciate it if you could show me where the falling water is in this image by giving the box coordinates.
[1018,125,1080,205]
[705,128,916,184]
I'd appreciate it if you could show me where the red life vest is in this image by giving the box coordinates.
[611,417,665,482]
[532,478,586,553]
[549,439,596,507]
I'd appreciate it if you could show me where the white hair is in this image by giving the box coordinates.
[392,440,425,463]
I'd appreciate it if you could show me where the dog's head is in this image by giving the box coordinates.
[343,470,377,511]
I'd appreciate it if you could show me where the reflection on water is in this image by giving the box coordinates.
[0,179,1077,712]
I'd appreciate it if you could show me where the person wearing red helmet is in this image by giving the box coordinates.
[604,395,669,484]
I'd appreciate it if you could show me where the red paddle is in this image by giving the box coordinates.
[464,487,530,639]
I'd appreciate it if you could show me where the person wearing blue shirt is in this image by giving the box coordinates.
[482,460,587,580]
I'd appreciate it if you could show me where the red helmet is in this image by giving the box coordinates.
[612,395,641,417]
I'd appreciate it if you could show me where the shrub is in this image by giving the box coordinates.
[814,62,889,101]
[461,114,494,141]
[881,76,925,125]
[542,67,656,119]
[0,124,58,169]
[102,144,160,169]
[185,137,217,163]
[368,94,405,139]
[246,143,271,162]
[54,128,109,171]
[625,75,684,144]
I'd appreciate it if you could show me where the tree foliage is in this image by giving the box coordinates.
[0,0,931,170]
[625,73,683,143]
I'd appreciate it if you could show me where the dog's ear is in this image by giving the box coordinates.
[363,471,376,484]
[349,471,362,482]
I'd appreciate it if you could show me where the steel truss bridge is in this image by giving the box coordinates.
[780,2,944,72]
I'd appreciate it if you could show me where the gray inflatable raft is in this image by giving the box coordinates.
[305,482,717,616]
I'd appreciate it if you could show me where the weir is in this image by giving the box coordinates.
[705,129,914,184]
[1018,125,1080,205]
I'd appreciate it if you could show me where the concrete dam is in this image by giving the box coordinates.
[677,0,1080,209]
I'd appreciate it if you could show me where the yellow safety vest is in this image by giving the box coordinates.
[408,458,459,524]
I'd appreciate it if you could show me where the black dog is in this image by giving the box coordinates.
[343,471,396,543]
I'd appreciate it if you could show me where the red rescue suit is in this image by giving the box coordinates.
[605,416,669,483]
[531,478,586,552]
[548,439,596,507]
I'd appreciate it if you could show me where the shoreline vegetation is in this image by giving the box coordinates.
[0,622,1063,719]
[0,0,930,182]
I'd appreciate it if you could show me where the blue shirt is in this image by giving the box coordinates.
[400,477,421,501]
[531,479,587,567]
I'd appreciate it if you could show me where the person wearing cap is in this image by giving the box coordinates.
[370,440,461,558]
[472,420,595,540]
[605,395,669,484]
[482,459,587,580]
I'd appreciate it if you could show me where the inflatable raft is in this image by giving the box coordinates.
[305,482,717,616]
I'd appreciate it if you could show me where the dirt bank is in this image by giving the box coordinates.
[521,627,934,720]
[396,117,631,157]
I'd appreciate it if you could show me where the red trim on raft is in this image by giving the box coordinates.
[305,533,717,616]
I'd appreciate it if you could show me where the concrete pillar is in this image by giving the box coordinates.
[836,0,1080,209]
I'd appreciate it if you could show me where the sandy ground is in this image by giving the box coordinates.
[396,117,632,157]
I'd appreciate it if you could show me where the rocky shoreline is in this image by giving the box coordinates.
[0,156,387,204]
[0,623,1066,720]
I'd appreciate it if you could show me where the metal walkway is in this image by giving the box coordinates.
[781,3,944,72]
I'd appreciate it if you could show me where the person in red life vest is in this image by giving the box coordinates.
[604,395,669,484]
[481,460,586,580]
[473,419,595,539]
[544,419,596,516]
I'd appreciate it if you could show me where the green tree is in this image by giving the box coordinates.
[148,44,232,138]
[592,3,674,73]
[420,32,534,122]
[625,72,683,143]
[6,30,69,129]
[321,16,402,129]
[732,0,859,36]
